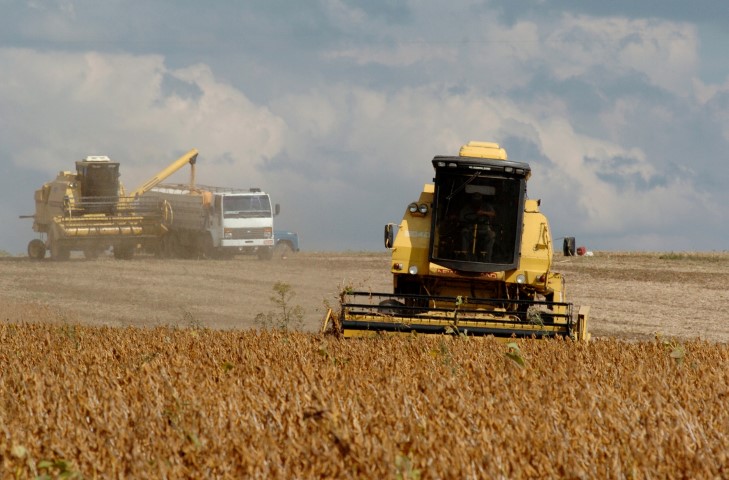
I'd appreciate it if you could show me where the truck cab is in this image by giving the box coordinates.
[213,189,278,257]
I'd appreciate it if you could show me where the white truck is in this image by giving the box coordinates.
[145,183,279,259]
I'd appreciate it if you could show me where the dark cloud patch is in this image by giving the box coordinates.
[588,85,729,192]
[341,0,413,24]
[159,73,202,102]
[259,150,324,182]
[492,0,729,29]
[508,63,685,148]
[447,84,469,96]
[705,89,729,111]
[501,135,553,168]
[513,68,608,114]
[586,155,668,191]
[211,152,237,167]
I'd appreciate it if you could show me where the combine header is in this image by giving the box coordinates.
[325,141,589,341]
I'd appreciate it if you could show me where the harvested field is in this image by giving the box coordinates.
[1,251,729,477]
[2,250,729,341]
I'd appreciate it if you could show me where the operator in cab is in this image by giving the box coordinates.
[459,192,496,262]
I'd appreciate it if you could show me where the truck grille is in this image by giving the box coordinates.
[227,228,270,240]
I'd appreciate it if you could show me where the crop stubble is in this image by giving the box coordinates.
[2,251,729,341]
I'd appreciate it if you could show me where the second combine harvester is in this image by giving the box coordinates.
[332,141,589,341]
[24,149,199,260]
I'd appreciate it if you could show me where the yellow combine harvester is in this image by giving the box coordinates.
[22,149,198,260]
[328,141,589,341]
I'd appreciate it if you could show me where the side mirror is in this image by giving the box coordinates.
[384,223,394,249]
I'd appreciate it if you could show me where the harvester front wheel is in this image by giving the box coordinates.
[27,239,46,260]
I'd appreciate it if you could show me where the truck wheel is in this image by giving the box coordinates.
[84,247,101,260]
[28,239,46,260]
[257,246,274,260]
[274,242,293,259]
[563,237,576,256]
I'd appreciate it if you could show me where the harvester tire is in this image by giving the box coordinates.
[113,244,135,260]
[160,234,175,258]
[50,244,70,261]
[27,239,46,260]
[563,237,576,256]
[84,248,101,260]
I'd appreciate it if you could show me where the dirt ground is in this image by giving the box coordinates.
[1,250,728,342]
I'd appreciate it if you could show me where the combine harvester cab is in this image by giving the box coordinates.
[23,149,198,260]
[333,141,589,341]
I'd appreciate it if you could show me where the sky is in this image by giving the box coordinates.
[1,0,728,255]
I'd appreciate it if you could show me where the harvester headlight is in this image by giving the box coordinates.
[393,263,403,271]
[516,274,526,284]
[418,203,428,214]
[408,203,419,214]
[408,265,418,275]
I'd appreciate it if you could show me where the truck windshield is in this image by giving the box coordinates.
[431,170,525,271]
[223,195,272,218]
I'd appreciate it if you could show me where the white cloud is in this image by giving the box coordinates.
[0,48,286,190]
[320,0,368,26]
[692,77,729,142]
[544,14,699,95]
[323,42,455,67]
